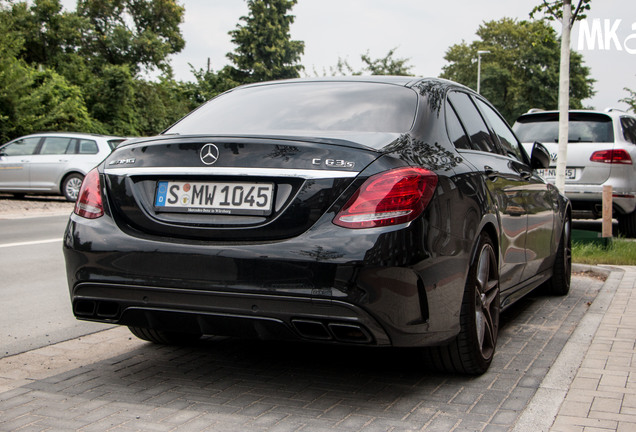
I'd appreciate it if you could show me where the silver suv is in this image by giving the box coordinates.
[513,109,636,236]
[0,132,126,201]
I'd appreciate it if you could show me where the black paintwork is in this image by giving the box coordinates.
[63,77,569,348]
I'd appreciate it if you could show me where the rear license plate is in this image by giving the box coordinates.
[536,167,577,180]
[154,181,274,216]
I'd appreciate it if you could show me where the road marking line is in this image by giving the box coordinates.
[0,238,62,248]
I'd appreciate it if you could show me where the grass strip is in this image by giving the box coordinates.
[573,238,636,265]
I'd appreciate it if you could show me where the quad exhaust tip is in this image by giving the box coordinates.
[74,299,120,319]
[291,319,372,344]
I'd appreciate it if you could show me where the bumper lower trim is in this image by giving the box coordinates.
[72,282,392,345]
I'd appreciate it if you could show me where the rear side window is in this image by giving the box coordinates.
[513,113,614,143]
[447,91,497,153]
[1,137,40,156]
[445,102,471,150]
[39,137,73,155]
[475,99,525,162]
[78,139,98,154]
[621,117,636,144]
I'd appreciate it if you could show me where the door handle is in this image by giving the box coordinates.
[59,159,69,162]
[484,166,499,180]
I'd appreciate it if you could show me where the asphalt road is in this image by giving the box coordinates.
[0,214,111,357]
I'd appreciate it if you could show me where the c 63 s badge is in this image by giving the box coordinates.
[312,158,355,168]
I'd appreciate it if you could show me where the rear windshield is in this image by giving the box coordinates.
[165,82,418,135]
[513,113,614,143]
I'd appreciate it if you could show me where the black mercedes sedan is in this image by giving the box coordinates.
[63,76,570,375]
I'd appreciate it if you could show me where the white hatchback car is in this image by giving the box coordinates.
[0,132,126,201]
[514,109,636,236]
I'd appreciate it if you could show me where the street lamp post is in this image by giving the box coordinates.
[477,50,490,94]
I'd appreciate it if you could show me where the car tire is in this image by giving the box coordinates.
[543,215,572,296]
[62,173,84,202]
[618,210,636,238]
[425,232,500,375]
[128,326,201,345]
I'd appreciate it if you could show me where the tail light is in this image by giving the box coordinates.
[74,168,104,219]
[590,149,632,164]
[334,167,438,229]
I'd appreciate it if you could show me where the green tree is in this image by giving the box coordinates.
[187,63,236,105]
[530,0,591,22]
[13,68,101,136]
[0,3,100,141]
[87,64,138,135]
[440,18,594,123]
[3,0,86,69]
[227,0,304,84]
[133,78,193,135]
[1,0,189,139]
[330,48,413,76]
[621,86,636,114]
[75,0,185,75]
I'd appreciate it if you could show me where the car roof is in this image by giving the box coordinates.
[1,133,128,146]
[517,109,635,121]
[232,76,473,93]
[14,132,126,140]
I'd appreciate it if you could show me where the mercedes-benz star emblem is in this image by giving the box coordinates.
[200,143,219,165]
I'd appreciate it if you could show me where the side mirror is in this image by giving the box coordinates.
[530,141,550,169]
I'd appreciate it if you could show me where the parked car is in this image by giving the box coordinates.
[513,109,636,236]
[0,132,127,201]
[63,77,570,375]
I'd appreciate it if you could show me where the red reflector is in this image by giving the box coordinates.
[590,149,632,164]
[74,168,104,219]
[333,167,438,229]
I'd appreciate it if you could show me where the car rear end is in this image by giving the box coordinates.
[514,110,636,218]
[63,80,459,348]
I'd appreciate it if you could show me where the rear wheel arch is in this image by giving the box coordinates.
[473,220,499,270]
[481,223,498,258]
[544,206,572,296]
[425,227,501,375]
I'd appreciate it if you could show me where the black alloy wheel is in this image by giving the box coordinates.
[471,236,500,366]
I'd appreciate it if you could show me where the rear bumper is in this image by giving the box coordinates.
[63,214,469,348]
[565,185,636,215]
[71,282,391,345]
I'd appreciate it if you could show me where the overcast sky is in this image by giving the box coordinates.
[64,0,636,112]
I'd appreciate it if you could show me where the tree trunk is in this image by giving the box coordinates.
[555,0,572,192]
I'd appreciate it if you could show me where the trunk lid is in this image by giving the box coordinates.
[102,135,386,241]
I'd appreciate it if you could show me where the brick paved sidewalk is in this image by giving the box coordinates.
[552,266,636,431]
[515,266,636,432]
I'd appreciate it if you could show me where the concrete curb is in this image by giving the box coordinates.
[512,264,623,432]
